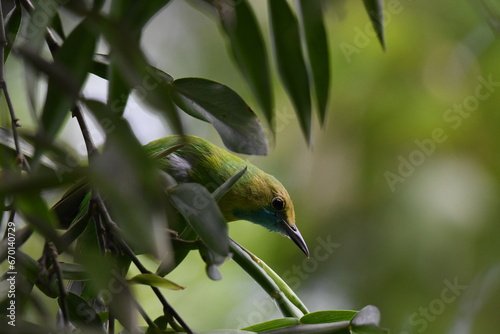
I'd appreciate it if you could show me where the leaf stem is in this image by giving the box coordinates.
[230,239,303,318]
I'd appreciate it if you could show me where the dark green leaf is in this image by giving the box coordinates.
[201,331,256,334]
[50,12,66,40]
[59,262,89,281]
[128,273,185,290]
[216,0,274,129]
[362,0,386,50]
[169,183,229,257]
[296,0,330,125]
[40,19,96,141]
[107,57,131,116]
[122,0,173,31]
[242,318,299,332]
[170,78,268,155]
[351,305,381,327]
[84,99,167,256]
[91,54,110,79]
[4,0,22,61]
[61,292,106,332]
[268,0,312,143]
[300,310,358,324]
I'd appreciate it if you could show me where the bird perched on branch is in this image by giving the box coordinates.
[145,135,309,257]
[54,135,309,257]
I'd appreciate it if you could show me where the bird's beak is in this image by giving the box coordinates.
[281,221,310,258]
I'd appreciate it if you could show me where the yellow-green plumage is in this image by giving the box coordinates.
[145,135,308,256]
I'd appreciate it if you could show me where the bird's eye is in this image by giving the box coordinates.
[271,197,285,211]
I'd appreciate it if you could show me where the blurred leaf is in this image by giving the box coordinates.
[61,292,106,332]
[198,242,226,280]
[0,127,59,171]
[169,183,229,257]
[350,305,381,327]
[300,310,358,324]
[122,0,173,31]
[361,0,385,50]
[59,262,89,281]
[128,273,184,290]
[93,13,183,134]
[16,251,59,298]
[107,57,131,116]
[50,11,66,40]
[170,78,268,155]
[4,0,22,61]
[84,99,167,256]
[40,19,96,141]
[0,318,53,333]
[242,317,299,332]
[268,0,312,143]
[296,0,330,125]
[215,0,274,129]
[15,192,62,247]
[91,54,110,79]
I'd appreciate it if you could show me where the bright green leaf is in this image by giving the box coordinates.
[169,183,229,257]
[300,310,358,324]
[170,78,268,155]
[296,0,330,125]
[242,318,299,332]
[217,0,274,129]
[268,0,312,143]
[362,0,386,50]
[128,273,185,290]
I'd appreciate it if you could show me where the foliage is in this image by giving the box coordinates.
[0,0,394,333]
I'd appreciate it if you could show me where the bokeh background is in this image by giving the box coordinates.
[5,0,500,333]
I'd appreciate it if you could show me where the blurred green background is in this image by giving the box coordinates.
[5,0,500,333]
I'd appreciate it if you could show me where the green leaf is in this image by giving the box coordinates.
[242,318,299,332]
[4,0,22,61]
[268,0,312,143]
[362,0,386,50]
[122,0,173,31]
[170,78,268,155]
[107,56,131,116]
[128,273,185,290]
[61,292,105,332]
[296,0,330,125]
[169,183,229,257]
[300,310,358,324]
[351,305,381,327]
[216,0,274,129]
[40,19,96,141]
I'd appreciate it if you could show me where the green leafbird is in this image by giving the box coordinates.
[145,135,309,257]
[54,135,309,257]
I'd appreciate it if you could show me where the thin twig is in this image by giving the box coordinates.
[47,242,69,327]
[93,195,192,334]
[0,2,31,173]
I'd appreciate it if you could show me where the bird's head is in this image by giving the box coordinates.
[220,170,310,257]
